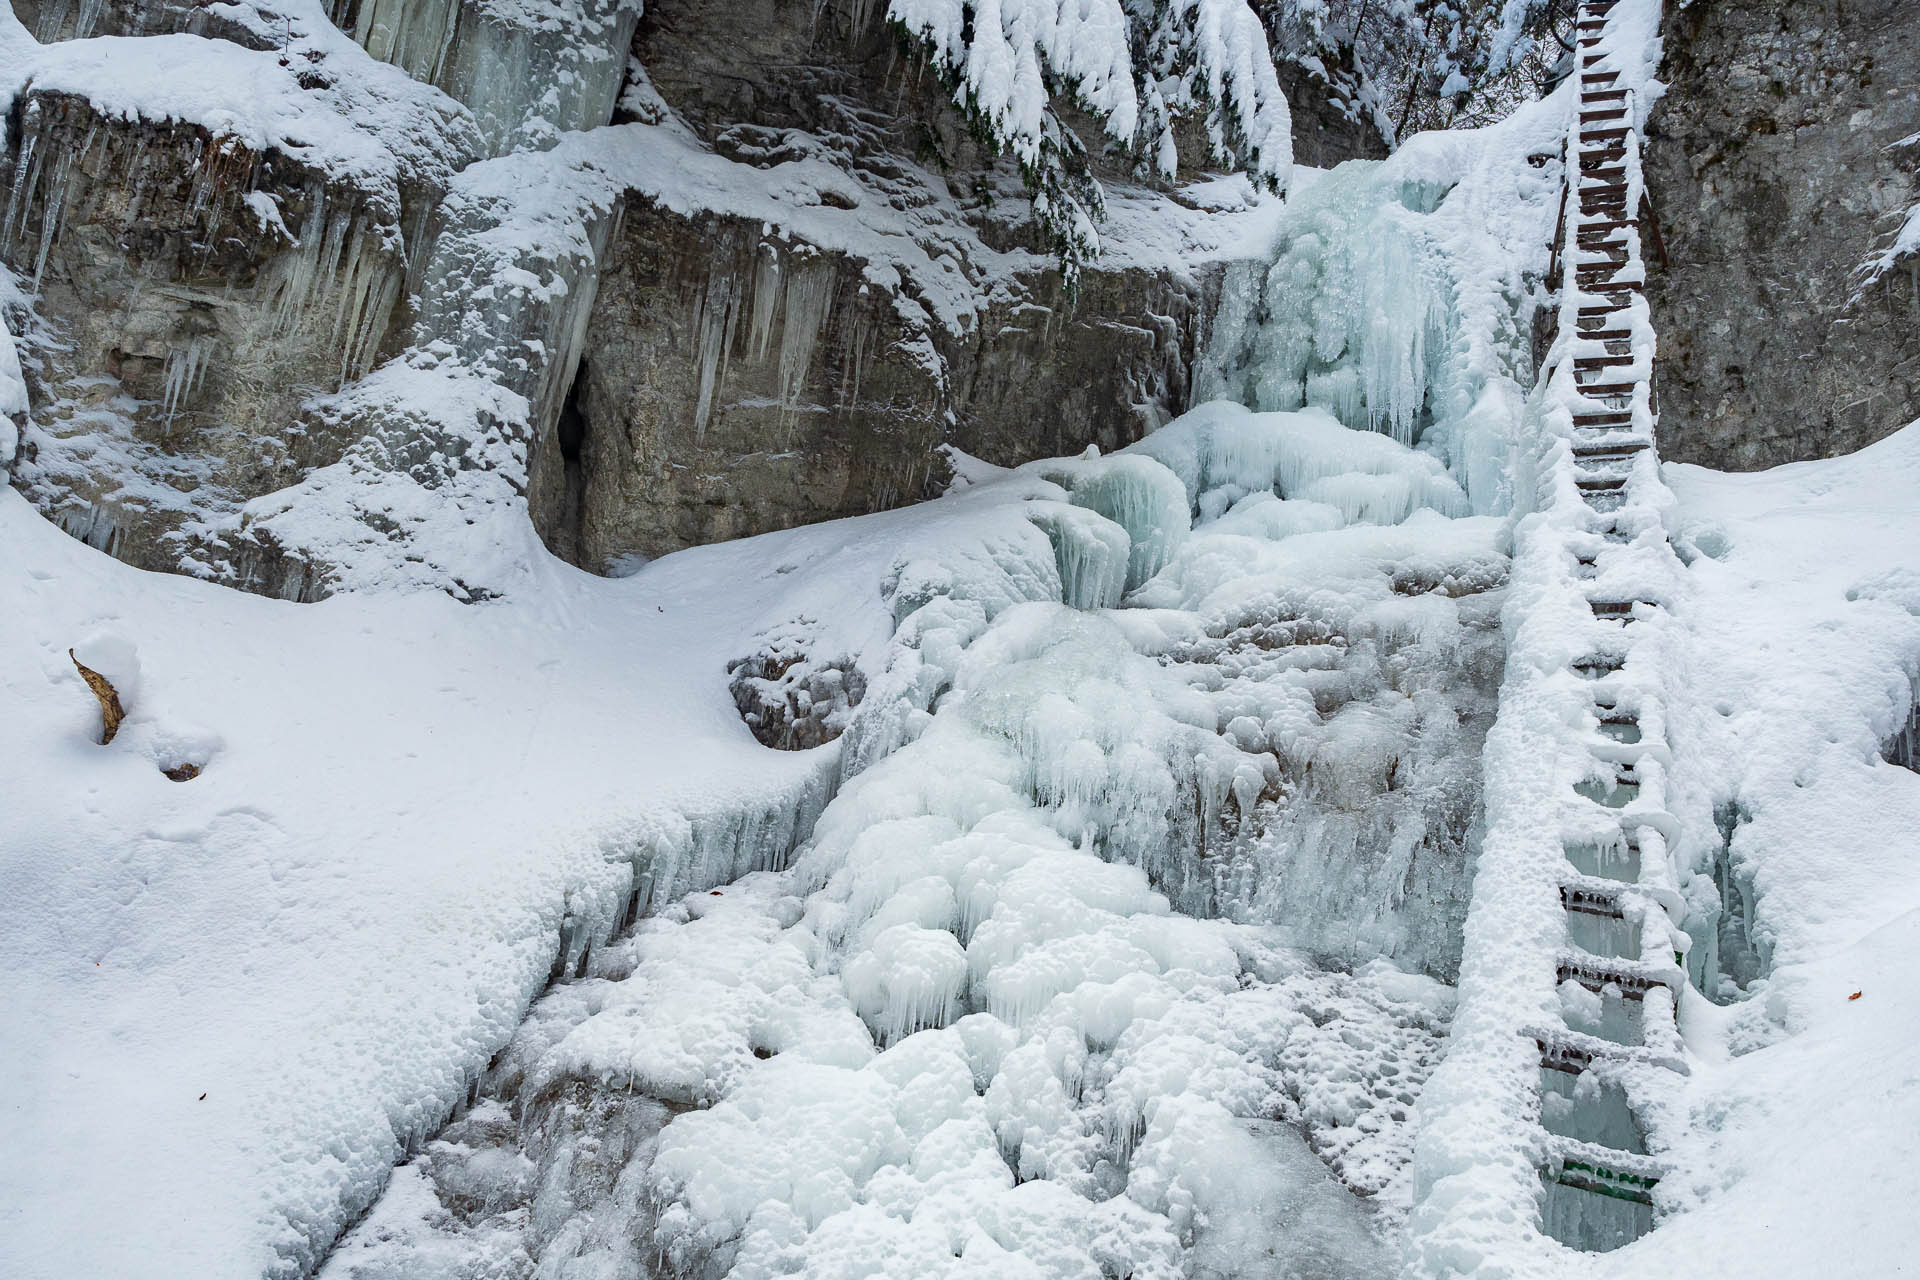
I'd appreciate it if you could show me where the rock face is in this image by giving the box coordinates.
[1645,0,1920,469]
[3,90,416,570]
[536,204,1223,569]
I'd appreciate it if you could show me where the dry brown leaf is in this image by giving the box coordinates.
[69,648,126,744]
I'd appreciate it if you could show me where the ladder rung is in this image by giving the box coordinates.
[1579,278,1646,296]
[1576,454,1646,473]
[1572,439,1651,457]
[1537,1028,1650,1076]
[1556,955,1671,997]
[1562,882,1627,918]
[1552,1161,1659,1205]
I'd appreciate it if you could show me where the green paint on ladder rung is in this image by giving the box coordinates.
[1555,1160,1660,1205]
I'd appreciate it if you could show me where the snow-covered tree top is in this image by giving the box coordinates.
[888,0,1291,266]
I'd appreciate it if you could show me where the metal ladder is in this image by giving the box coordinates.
[1530,0,1693,1250]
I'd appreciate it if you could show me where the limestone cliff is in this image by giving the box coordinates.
[1645,0,1920,469]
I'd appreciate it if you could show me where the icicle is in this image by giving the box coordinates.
[776,260,834,419]
[161,336,214,426]
[747,243,782,363]
[3,102,42,257]
[531,214,612,437]
[76,0,107,39]
[1025,505,1130,610]
[1195,163,1461,456]
[352,0,464,85]
[32,150,76,292]
[692,273,736,442]
[418,0,642,157]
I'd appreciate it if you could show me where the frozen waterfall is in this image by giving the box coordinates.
[315,118,1538,1280]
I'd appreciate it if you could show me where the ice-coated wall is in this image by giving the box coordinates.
[333,0,642,156]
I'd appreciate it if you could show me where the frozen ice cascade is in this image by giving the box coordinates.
[319,126,1555,1275]
[324,405,1502,1280]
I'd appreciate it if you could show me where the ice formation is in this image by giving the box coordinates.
[315,396,1505,1278]
[0,5,1556,1264]
[338,0,643,156]
[1197,92,1566,518]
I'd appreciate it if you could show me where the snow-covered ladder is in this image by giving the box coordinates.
[1528,0,1693,1250]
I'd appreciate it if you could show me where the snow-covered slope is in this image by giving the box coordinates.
[0,467,1085,1276]
[1638,420,1920,1280]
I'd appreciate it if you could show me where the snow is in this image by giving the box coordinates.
[300,401,1491,1279]
[0,466,1096,1278]
[1859,198,1920,292]
[888,0,1142,164]
[0,259,26,466]
[5,22,479,229]
[887,0,1291,257]
[225,116,1289,601]
[1627,420,1920,1280]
